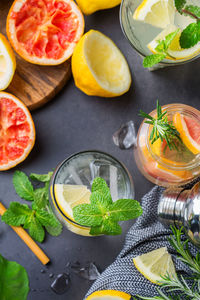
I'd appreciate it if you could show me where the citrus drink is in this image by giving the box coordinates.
[120,0,200,65]
[50,151,134,236]
[134,104,200,187]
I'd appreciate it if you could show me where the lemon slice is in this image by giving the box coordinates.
[72,30,131,97]
[133,247,176,284]
[0,34,16,90]
[148,24,200,60]
[76,0,121,15]
[86,290,131,300]
[133,0,175,29]
[54,184,91,219]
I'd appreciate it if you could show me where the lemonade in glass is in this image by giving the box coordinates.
[50,151,134,236]
[120,0,200,68]
[134,103,200,187]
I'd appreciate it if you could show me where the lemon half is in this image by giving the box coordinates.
[0,34,16,90]
[133,247,176,284]
[72,30,131,97]
[133,0,175,29]
[86,290,131,300]
[76,0,121,15]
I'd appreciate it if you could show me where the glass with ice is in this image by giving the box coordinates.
[50,151,134,236]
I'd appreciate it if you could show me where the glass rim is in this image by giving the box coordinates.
[50,149,135,228]
[142,103,200,170]
[119,0,200,66]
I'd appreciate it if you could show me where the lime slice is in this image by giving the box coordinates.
[133,247,176,284]
[133,0,175,29]
[54,184,91,219]
[148,24,200,60]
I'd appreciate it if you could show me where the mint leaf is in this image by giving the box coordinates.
[180,22,200,48]
[91,177,112,205]
[30,172,53,182]
[175,0,186,13]
[143,54,166,68]
[2,202,32,226]
[13,171,34,201]
[35,209,59,227]
[73,204,103,226]
[34,187,48,209]
[0,254,29,300]
[90,217,122,236]
[184,5,200,18]
[108,199,143,221]
[44,206,62,236]
[24,214,45,243]
[90,191,109,212]
[45,222,62,236]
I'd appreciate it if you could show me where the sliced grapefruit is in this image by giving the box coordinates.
[7,0,84,65]
[173,113,200,155]
[0,92,35,170]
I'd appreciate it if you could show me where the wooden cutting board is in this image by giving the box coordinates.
[0,0,71,110]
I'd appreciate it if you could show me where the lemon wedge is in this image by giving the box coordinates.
[133,247,176,284]
[133,0,175,29]
[148,24,200,60]
[76,0,121,15]
[86,290,131,300]
[72,30,131,97]
[54,184,91,219]
[0,34,16,90]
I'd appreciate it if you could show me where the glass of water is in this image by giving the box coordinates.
[50,150,134,236]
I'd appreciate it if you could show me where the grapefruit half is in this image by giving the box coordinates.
[7,0,84,65]
[0,92,35,170]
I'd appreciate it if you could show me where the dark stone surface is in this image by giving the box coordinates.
[0,4,199,300]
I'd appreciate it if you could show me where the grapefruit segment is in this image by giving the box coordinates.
[173,113,200,155]
[0,92,35,170]
[7,0,84,65]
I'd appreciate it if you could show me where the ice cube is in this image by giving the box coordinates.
[71,262,100,280]
[113,121,137,149]
[51,273,70,294]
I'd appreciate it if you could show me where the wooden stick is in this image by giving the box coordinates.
[0,202,50,265]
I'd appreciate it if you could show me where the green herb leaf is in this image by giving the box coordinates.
[73,204,103,226]
[13,171,34,201]
[0,254,29,300]
[90,192,109,212]
[108,199,143,221]
[45,222,63,236]
[30,172,53,182]
[90,217,122,236]
[174,0,186,13]
[44,206,63,236]
[24,214,45,243]
[184,5,200,18]
[180,22,200,48]
[143,54,166,68]
[91,177,112,205]
[2,202,32,226]
[33,187,48,209]
[35,209,59,227]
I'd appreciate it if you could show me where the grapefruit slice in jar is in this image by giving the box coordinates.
[0,92,35,170]
[7,0,84,65]
[173,113,200,155]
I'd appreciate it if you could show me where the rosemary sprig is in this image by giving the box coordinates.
[135,227,200,300]
[139,101,181,150]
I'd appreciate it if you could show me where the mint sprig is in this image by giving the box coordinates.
[174,0,200,49]
[1,170,62,242]
[73,177,143,236]
[143,30,179,68]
